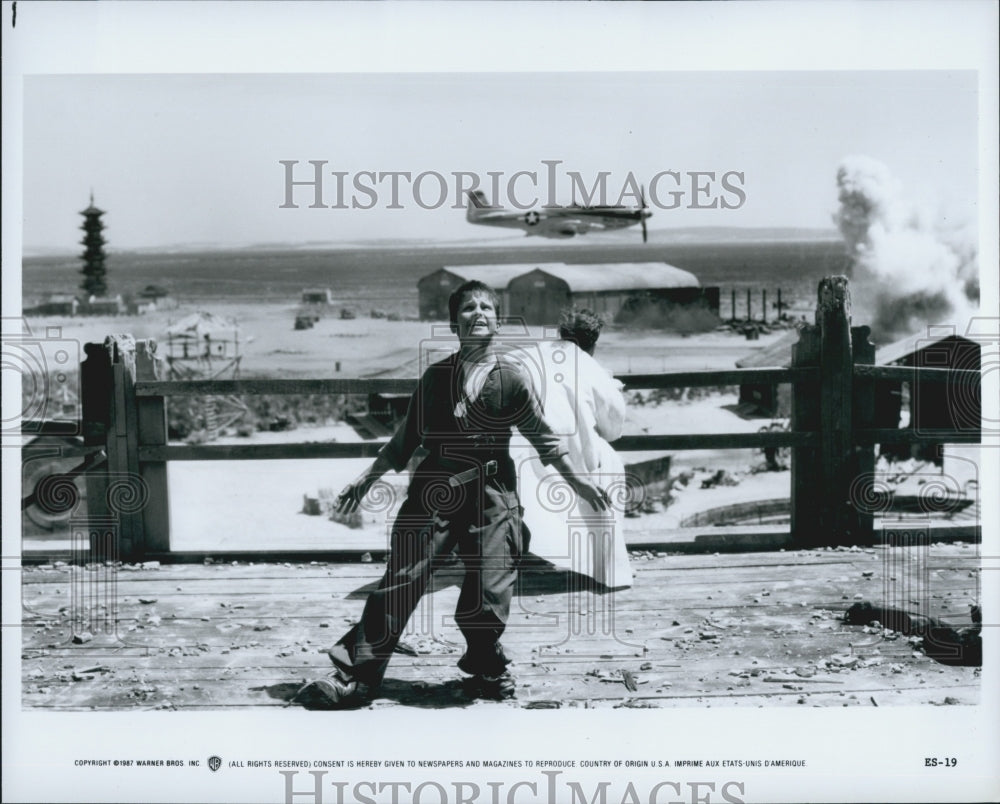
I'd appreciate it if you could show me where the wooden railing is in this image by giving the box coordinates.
[64,276,979,560]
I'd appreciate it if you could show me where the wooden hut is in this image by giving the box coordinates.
[875,331,981,462]
[734,329,801,417]
[301,288,334,305]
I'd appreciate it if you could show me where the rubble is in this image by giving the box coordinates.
[699,470,740,489]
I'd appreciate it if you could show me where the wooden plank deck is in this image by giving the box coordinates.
[19,544,981,710]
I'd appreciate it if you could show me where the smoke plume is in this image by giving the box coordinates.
[834,156,978,341]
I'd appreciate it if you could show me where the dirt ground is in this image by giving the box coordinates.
[28,302,793,378]
[20,543,981,710]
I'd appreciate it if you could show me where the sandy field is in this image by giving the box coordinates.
[164,392,784,552]
[28,300,796,378]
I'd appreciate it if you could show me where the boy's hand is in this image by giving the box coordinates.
[335,455,393,515]
[336,476,374,514]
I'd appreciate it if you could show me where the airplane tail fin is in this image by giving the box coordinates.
[466,190,495,221]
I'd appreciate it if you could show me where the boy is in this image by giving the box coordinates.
[305,281,608,707]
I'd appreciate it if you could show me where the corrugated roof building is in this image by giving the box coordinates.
[506,262,718,329]
[417,264,564,321]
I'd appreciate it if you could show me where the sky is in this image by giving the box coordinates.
[23,70,979,251]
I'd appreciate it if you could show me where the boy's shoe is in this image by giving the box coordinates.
[292,668,371,710]
[457,646,510,678]
[466,670,516,701]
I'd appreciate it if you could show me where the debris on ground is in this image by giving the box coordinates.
[764,675,843,685]
[844,601,982,666]
[621,670,639,692]
[700,469,740,489]
[587,667,644,691]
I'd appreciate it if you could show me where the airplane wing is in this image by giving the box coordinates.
[532,215,601,238]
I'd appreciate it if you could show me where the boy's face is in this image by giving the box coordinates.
[451,290,499,343]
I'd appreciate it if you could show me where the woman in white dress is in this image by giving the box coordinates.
[511,309,633,589]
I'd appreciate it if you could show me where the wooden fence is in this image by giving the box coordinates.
[61,276,980,561]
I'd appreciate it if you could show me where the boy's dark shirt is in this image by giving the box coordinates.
[378,352,566,491]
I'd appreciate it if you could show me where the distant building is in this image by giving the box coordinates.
[875,331,981,463]
[24,294,80,317]
[734,329,801,417]
[505,262,718,328]
[733,328,982,460]
[25,292,128,317]
[140,285,177,307]
[417,264,561,320]
[301,288,334,305]
[78,294,125,316]
[348,341,460,439]
[348,355,420,440]
[419,262,718,328]
[127,285,177,315]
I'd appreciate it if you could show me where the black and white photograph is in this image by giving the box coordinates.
[3,3,998,803]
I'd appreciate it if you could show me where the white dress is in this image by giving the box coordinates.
[510,340,633,589]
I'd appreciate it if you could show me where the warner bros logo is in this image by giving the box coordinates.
[208,756,223,772]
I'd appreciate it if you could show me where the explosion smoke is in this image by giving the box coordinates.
[834,156,978,341]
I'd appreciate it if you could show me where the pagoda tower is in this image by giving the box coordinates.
[79,192,108,298]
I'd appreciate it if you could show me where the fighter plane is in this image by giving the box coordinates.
[465,189,652,242]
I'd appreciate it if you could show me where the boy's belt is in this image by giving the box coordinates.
[448,460,498,487]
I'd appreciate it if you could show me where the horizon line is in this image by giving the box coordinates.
[23,225,845,257]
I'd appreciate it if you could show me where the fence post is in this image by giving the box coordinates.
[136,340,170,555]
[790,322,820,545]
[103,335,145,561]
[851,326,876,544]
[816,276,855,545]
[81,342,112,529]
